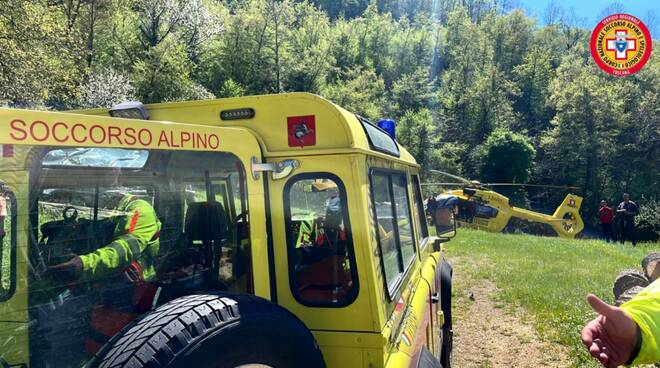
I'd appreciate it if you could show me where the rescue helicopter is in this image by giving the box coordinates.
[424,170,585,238]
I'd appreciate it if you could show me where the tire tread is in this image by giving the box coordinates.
[96,294,312,368]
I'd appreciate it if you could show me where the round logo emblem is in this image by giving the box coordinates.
[590,14,653,76]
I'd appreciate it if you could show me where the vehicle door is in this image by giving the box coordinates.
[0,108,270,367]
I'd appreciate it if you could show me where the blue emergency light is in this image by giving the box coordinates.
[377,119,396,140]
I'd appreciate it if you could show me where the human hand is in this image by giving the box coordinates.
[45,256,83,283]
[581,294,640,368]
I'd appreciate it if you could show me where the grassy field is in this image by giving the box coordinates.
[445,228,660,367]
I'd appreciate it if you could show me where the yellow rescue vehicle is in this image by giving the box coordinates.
[0,93,455,368]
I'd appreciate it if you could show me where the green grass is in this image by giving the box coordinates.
[445,228,660,367]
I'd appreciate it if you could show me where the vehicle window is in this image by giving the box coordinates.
[412,175,429,239]
[0,189,16,300]
[372,174,402,289]
[43,148,148,167]
[27,148,252,367]
[370,170,416,295]
[393,175,415,266]
[357,116,400,157]
[285,175,358,306]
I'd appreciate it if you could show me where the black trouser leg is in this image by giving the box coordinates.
[620,223,627,244]
[624,220,636,246]
[628,224,636,246]
[601,223,613,242]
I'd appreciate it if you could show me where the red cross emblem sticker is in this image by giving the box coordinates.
[605,30,636,60]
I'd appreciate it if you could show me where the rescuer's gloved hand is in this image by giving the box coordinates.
[45,256,83,283]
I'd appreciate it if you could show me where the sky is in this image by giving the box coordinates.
[514,0,659,38]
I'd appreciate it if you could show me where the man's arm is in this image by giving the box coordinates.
[620,279,660,364]
[581,279,660,367]
[80,200,160,280]
[79,234,146,280]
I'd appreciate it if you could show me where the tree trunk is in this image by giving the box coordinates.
[86,0,96,68]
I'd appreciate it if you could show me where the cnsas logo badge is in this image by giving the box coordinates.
[590,13,653,76]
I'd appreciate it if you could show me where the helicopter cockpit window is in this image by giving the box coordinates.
[285,174,358,307]
[43,148,149,168]
[475,204,498,218]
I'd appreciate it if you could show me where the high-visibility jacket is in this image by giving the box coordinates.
[622,278,660,365]
[79,194,161,281]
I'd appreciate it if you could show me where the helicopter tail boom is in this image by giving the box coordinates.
[550,194,584,238]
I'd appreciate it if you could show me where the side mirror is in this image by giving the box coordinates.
[434,208,457,240]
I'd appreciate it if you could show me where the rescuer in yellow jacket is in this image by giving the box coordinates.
[45,193,161,283]
[582,278,660,367]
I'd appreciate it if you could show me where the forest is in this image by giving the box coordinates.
[0,0,658,235]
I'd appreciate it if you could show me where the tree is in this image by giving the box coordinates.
[511,47,555,136]
[199,0,294,95]
[321,67,385,120]
[396,109,437,173]
[390,67,435,116]
[477,129,536,184]
[0,0,81,107]
[79,68,134,108]
[471,129,536,205]
[538,56,627,217]
[217,79,246,98]
[304,0,370,19]
[284,2,333,92]
[132,39,213,103]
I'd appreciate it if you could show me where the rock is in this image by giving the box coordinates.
[642,252,660,282]
[615,286,645,306]
[613,269,649,300]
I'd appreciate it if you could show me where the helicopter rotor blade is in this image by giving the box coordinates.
[420,182,466,186]
[428,169,472,184]
[485,183,579,190]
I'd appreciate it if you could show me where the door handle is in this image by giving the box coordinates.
[431,292,440,304]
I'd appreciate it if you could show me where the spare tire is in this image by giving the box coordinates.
[612,269,649,300]
[95,294,326,368]
[615,285,645,306]
[642,252,660,281]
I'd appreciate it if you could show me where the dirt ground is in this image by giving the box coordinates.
[451,261,572,367]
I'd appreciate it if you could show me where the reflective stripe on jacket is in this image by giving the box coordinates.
[622,278,660,365]
[79,195,161,281]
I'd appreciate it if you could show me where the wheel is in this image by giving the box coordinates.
[440,325,452,368]
[95,294,325,368]
[439,261,453,368]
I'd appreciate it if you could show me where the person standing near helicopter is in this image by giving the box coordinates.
[598,200,615,243]
[617,193,639,246]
